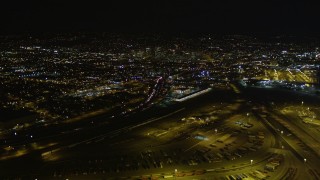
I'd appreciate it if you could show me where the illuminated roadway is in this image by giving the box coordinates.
[1,82,320,179]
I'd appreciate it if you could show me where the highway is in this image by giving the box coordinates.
[1,83,320,179]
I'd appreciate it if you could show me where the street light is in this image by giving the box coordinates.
[247,113,251,123]
[214,129,217,134]
[174,169,178,180]
[250,159,253,165]
[302,101,304,106]
[304,158,307,163]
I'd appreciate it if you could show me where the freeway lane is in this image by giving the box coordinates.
[59,108,186,150]
[0,107,185,161]
[272,109,320,156]
[2,84,320,179]
[240,86,320,169]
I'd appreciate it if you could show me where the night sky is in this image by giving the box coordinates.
[1,0,320,34]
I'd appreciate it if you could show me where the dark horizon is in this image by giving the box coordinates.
[1,0,320,35]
